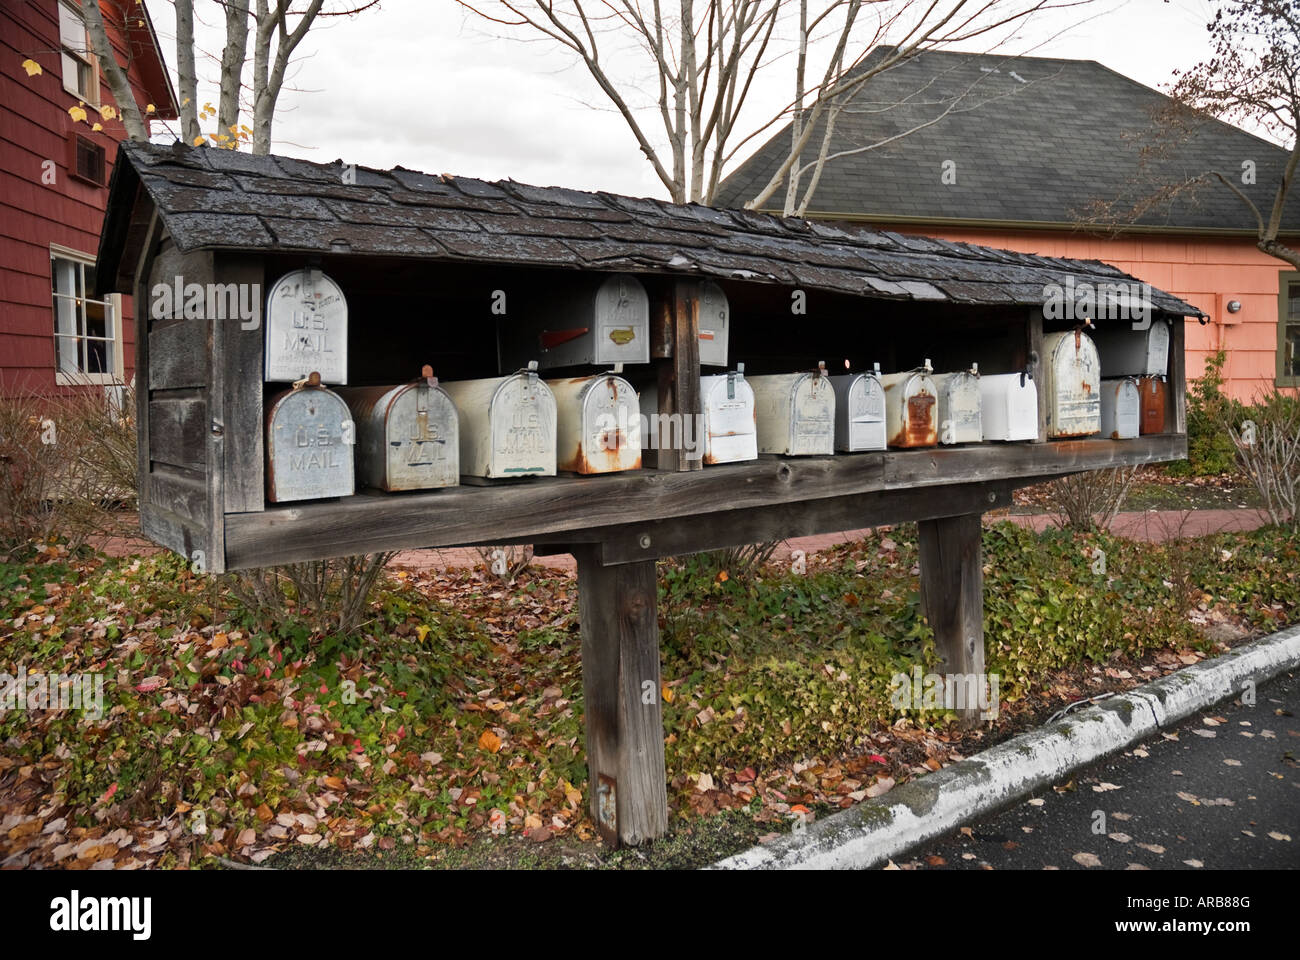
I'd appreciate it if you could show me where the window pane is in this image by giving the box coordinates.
[54,334,80,374]
[58,3,85,51]
[52,257,76,297]
[1289,282,1300,320]
[1287,324,1300,377]
[85,298,107,340]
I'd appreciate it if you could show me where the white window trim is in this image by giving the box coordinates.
[51,243,124,386]
[58,0,100,108]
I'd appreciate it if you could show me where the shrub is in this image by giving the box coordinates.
[1167,351,1243,476]
[225,551,397,636]
[1230,387,1300,529]
[1043,466,1140,532]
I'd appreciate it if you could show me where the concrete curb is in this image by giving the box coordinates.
[711,623,1300,870]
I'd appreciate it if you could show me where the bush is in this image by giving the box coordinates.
[1167,351,1244,476]
[1230,387,1300,529]
[1044,466,1140,531]
[225,551,397,636]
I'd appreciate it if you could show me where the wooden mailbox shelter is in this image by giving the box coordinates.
[97,142,1202,846]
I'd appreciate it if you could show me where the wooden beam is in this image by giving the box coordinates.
[215,254,265,514]
[1167,315,1187,436]
[917,512,986,724]
[1026,309,1046,442]
[574,545,667,846]
[652,280,702,471]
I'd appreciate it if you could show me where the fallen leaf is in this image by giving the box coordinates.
[1072,852,1102,867]
[477,729,502,753]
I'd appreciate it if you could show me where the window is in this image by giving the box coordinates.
[58,1,98,106]
[1280,272,1300,387]
[51,247,122,385]
[69,133,106,185]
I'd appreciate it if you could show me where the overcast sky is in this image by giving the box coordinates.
[145,0,1237,199]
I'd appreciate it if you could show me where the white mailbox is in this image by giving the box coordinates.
[265,372,354,503]
[1091,319,1170,378]
[698,280,730,367]
[264,268,348,384]
[337,366,459,492]
[502,273,649,371]
[880,360,938,448]
[441,364,557,479]
[1042,330,1101,438]
[829,364,887,452]
[639,369,758,465]
[548,373,642,474]
[1100,377,1141,440]
[979,373,1039,441]
[932,364,983,445]
[747,363,836,457]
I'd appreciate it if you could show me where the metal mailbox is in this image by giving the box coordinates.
[549,373,642,474]
[979,372,1039,441]
[698,280,730,367]
[747,363,835,457]
[933,364,983,445]
[1091,319,1169,378]
[1042,330,1101,438]
[265,372,355,503]
[880,360,938,448]
[264,268,348,384]
[503,273,650,371]
[1099,377,1141,440]
[1138,376,1167,434]
[441,364,557,479]
[337,366,459,492]
[829,364,887,452]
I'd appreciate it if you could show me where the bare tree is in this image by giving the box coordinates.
[80,0,148,140]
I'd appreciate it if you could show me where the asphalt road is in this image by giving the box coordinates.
[904,671,1300,870]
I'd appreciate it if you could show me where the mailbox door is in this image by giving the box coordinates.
[266,385,355,502]
[489,374,557,478]
[264,269,348,384]
[697,280,729,367]
[701,374,757,464]
[978,374,1038,441]
[1044,331,1101,438]
[935,372,982,445]
[553,375,641,474]
[592,274,650,366]
[831,373,886,452]
[1100,377,1140,439]
[384,383,459,489]
[1138,377,1167,434]
[882,371,938,448]
[787,374,835,456]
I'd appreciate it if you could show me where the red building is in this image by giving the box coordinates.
[1,0,176,396]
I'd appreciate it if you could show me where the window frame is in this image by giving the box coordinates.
[58,0,99,108]
[50,244,123,386]
[1278,270,1300,388]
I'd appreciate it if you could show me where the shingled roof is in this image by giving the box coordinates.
[714,47,1300,234]
[98,141,1201,317]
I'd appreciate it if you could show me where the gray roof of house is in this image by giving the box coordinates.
[97,141,1202,316]
[714,47,1300,232]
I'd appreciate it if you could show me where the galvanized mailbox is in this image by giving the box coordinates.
[503,273,650,371]
[337,366,459,492]
[264,268,348,384]
[829,364,887,452]
[266,372,355,503]
[1138,376,1167,434]
[1041,330,1101,438]
[698,280,730,367]
[748,363,835,457]
[549,373,642,474]
[979,372,1038,442]
[1091,319,1169,378]
[880,360,938,448]
[441,364,557,479]
[932,364,983,445]
[1099,376,1141,440]
[639,368,758,464]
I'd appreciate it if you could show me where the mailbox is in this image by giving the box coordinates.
[1138,376,1167,434]
[549,373,642,474]
[698,280,730,367]
[264,268,348,384]
[747,363,835,456]
[933,364,983,445]
[337,366,459,492]
[1100,377,1141,439]
[979,373,1038,441]
[880,360,938,448]
[265,372,355,503]
[829,364,887,452]
[441,364,557,479]
[502,273,650,370]
[1042,330,1101,438]
[1091,319,1169,378]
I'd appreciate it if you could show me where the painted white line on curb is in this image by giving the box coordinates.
[712,623,1300,870]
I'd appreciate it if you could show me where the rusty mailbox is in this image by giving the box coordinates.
[265,372,355,503]
[337,366,459,492]
[1100,376,1141,439]
[264,268,348,384]
[880,360,938,448]
[829,364,887,452]
[747,362,836,457]
[1042,330,1101,438]
[441,364,557,479]
[1091,319,1170,378]
[979,372,1038,441]
[549,373,642,474]
[932,364,983,445]
[502,273,650,371]
[1138,376,1167,434]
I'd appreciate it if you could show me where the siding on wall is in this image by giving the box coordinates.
[0,1,155,396]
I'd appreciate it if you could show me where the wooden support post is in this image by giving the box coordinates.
[1166,315,1186,435]
[917,512,987,724]
[651,281,703,471]
[573,544,668,846]
[1026,309,1047,442]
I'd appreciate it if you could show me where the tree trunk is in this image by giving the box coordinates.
[80,0,147,141]
[175,0,201,144]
